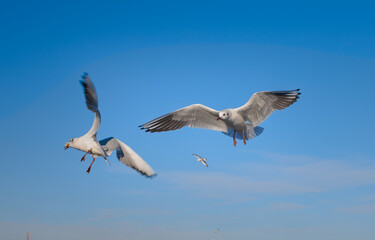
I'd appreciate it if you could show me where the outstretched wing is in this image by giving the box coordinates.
[80,73,101,137]
[80,73,98,112]
[99,137,156,178]
[193,153,201,159]
[140,104,228,133]
[235,89,301,127]
[202,160,208,168]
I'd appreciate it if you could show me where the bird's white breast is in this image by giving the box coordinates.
[73,137,106,157]
[227,111,247,130]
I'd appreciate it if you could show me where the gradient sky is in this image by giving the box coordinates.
[1,1,375,240]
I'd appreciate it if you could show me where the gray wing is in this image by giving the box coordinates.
[140,104,228,133]
[80,73,98,112]
[99,137,156,178]
[80,73,101,137]
[235,89,301,127]
[202,160,208,168]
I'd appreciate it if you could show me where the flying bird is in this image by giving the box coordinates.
[214,228,220,233]
[65,73,156,177]
[193,154,208,167]
[140,89,301,146]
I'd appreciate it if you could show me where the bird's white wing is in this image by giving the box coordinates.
[99,137,156,178]
[80,73,101,137]
[235,89,301,127]
[140,104,228,133]
[193,153,201,159]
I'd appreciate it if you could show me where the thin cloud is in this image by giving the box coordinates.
[161,171,319,198]
[88,208,176,222]
[264,202,310,211]
[338,204,375,215]
[160,153,375,198]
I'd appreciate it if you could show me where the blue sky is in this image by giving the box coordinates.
[1,1,375,239]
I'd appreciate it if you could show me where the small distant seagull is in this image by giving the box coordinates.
[64,73,156,177]
[140,89,301,146]
[214,228,220,233]
[193,154,208,167]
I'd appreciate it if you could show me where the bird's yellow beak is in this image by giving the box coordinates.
[64,142,69,150]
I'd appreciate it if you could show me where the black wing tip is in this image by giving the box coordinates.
[81,72,89,78]
[289,89,301,94]
[146,173,157,179]
[79,73,90,86]
[284,89,301,94]
[271,89,301,96]
[279,89,301,97]
[79,80,86,88]
[132,166,157,178]
[138,125,148,131]
[139,126,159,133]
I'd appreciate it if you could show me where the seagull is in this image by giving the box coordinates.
[140,89,301,146]
[193,154,208,167]
[65,73,156,177]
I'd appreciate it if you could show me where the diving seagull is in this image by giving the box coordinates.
[140,89,301,146]
[193,154,208,167]
[65,73,156,177]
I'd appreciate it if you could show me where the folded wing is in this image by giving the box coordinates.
[140,104,228,133]
[235,89,301,127]
[99,137,156,178]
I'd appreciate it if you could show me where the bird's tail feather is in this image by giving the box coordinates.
[222,124,264,140]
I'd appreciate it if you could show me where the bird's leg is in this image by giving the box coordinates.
[233,130,237,147]
[242,131,247,145]
[81,151,89,162]
[86,156,96,174]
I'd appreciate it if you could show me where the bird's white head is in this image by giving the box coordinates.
[217,111,230,121]
[64,138,77,150]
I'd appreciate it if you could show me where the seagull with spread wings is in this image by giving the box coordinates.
[193,154,208,167]
[140,89,301,146]
[65,73,156,177]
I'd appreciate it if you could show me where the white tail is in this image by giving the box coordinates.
[222,124,264,140]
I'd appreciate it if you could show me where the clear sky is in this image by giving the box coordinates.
[1,1,375,240]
